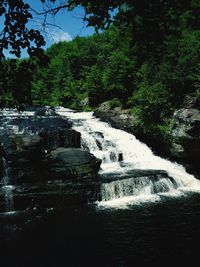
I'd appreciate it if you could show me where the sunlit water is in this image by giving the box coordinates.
[56,107,200,208]
[0,107,200,266]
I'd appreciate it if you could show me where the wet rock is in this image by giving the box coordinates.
[96,169,177,201]
[110,151,117,162]
[92,132,104,139]
[1,134,45,183]
[7,135,44,161]
[44,148,102,180]
[0,107,82,183]
[94,109,137,134]
[118,153,123,162]
[99,169,170,183]
[39,128,80,150]
[0,169,173,213]
[94,108,169,159]
[94,97,200,178]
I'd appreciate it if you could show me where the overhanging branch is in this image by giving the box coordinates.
[30,4,70,16]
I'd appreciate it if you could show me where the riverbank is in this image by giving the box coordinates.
[94,94,200,179]
[1,105,200,267]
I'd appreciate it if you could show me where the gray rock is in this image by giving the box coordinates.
[80,97,89,107]
[182,94,200,109]
[45,148,102,179]
[0,107,82,183]
[0,134,45,183]
[170,105,200,175]
[94,98,200,177]
[94,109,137,133]
[0,131,82,183]
[39,128,80,150]
[97,101,112,112]
[172,108,200,140]
[171,108,200,146]
[0,169,175,213]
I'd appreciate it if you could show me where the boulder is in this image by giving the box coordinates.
[6,135,44,161]
[39,128,80,150]
[94,109,137,133]
[170,107,200,175]
[45,148,102,179]
[94,98,200,177]
[0,107,82,183]
[0,130,82,183]
[94,108,166,156]
[0,134,45,183]
[171,108,200,140]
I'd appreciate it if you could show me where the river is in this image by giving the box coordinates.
[0,107,200,266]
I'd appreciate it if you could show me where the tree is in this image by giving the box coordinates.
[1,0,199,59]
[0,0,46,58]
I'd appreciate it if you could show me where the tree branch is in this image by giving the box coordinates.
[30,4,70,16]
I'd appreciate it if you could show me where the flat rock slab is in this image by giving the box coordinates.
[45,148,102,179]
[99,169,170,183]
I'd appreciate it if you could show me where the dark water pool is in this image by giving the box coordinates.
[1,192,200,267]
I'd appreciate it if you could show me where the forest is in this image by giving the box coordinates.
[1,2,200,266]
[0,0,200,140]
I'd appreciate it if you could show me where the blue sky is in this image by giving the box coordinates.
[26,1,95,45]
[5,0,95,58]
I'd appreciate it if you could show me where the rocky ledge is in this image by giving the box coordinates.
[0,106,101,185]
[94,106,167,156]
[44,147,102,180]
[94,95,200,178]
[170,95,200,176]
[0,106,103,216]
[0,169,173,214]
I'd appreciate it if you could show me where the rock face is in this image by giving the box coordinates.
[94,108,138,134]
[94,108,168,156]
[94,96,200,177]
[0,106,100,184]
[1,135,45,183]
[39,128,80,150]
[0,168,173,213]
[171,109,200,156]
[45,148,102,179]
[170,105,200,176]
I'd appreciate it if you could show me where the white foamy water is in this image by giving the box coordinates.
[0,108,36,117]
[0,107,58,135]
[0,108,35,134]
[98,194,162,209]
[56,107,200,207]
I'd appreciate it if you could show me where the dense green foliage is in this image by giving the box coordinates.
[0,0,199,139]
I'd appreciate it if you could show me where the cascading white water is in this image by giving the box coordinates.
[0,108,36,135]
[56,107,200,206]
[100,176,175,201]
[0,107,57,135]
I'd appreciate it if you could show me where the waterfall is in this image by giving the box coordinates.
[1,158,14,212]
[56,107,200,205]
[100,176,177,202]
